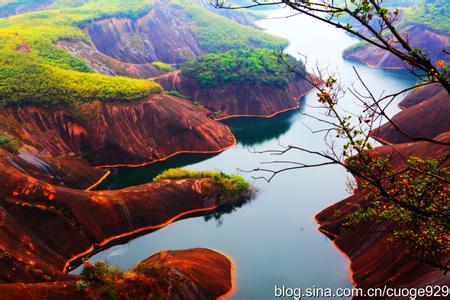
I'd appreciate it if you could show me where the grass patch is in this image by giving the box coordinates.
[0,1,161,107]
[162,90,191,100]
[154,168,251,205]
[0,53,162,106]
[151,61,172,72]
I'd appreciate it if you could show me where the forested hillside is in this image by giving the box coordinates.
[0,0,286,107]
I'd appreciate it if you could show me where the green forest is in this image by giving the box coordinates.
[170,0,286,52]
[182,48,306,88]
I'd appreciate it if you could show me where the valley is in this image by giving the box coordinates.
[0,0,448,299]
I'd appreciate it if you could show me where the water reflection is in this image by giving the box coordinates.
[70,190,255,273]
[97,103,303,190]
[222,100,304,147]
[96,152,219,190]
[203,186,257,225]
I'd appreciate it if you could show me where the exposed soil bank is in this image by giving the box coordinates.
[344,24,449,69]
[316,132,450,296]
[371,84,450,144]
[0,248,233,300]
[153,70,314,119]
[1,94,235,167]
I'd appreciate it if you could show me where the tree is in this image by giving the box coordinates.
[212,0,450,272]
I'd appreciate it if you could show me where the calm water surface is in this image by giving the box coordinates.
[73,9,417,299]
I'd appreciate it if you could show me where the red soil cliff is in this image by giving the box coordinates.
[153,70,314,119]
[0,92,239,298]
[0,248,233,300]
[398,83,447,109]
[344,24,449,69]
[0,153,229,283]
[0,94,235,167]
[316,132,450,296]
[371,84,450,144]
[6,153,107,189]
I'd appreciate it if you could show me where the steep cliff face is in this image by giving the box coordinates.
[57,40,163,78]
[0,155,226,283]
[84,4,205,64]
[153,70,314,119]
[0,248,233,300]
[316,133,450,296]
[371,84,450,144]
[1,94,235,167]
[344,24,449,69]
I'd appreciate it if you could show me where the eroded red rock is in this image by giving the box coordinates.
[0,248,233,300]
[153,70,314,119]
[84,4,205,64]
[344,25,449,69]
[371,84,450,144]
[316,133,450,295]
[6,153,107,189]
[1,94,235,167]
[0,155,226,283]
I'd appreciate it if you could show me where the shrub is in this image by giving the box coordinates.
[78,260,123,299]
[343,157,449,270]
[80,261,115,284]
[0,134,19,153]
[135,262,162,277]
[75,280,90,292]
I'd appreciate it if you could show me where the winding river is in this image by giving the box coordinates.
[72,9,417,299]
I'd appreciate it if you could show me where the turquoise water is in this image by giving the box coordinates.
[73,9,417,299]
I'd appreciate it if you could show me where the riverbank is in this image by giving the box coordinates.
[0,154,236,278]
